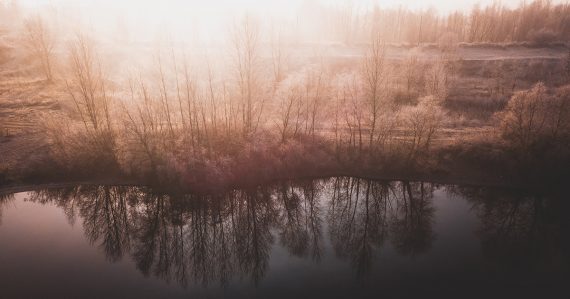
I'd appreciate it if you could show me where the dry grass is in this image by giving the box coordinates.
[1,25,569,189]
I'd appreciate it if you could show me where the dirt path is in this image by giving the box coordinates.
[300,44,568,61]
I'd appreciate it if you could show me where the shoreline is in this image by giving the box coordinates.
[0,170,540,196]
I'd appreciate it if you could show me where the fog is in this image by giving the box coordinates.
[13,0,553,43]
[1,0,569,190]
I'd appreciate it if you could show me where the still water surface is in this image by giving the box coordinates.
[0,178,568,298]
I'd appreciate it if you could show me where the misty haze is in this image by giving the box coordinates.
[0,0,569,298]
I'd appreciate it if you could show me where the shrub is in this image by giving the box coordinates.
[499,82,570,154]
[424,59,450,101]
[403,96,444,160]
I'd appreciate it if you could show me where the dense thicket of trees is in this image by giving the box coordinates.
[318,0,570,45]
[500,83,570,155]
[22,15,54,81]
[3,0,570,46]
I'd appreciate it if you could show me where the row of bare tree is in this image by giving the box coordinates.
[320,0,570,45]
[26,14,451,175]
[3,1,463,178]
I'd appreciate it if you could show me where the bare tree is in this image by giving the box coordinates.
[155,50,175,139]
[344,73,365,155]
[120,77,165,173]
[275,77,302,142]
[181,50,200,149]
[231,15,265,137]
[404,96,444,160]
[402,55,420,99]
[270,27,288,86]
[303,65,327,140]
[424,56,449,102]
[499,83,569,154]
[66,33,113,143]
[22,15,55,81]
[362,32,386,149]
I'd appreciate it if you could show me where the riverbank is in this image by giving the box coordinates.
[1,140,566,196]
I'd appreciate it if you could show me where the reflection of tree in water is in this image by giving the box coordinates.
[452,186,569,271]
[0,192,15,225]
[232,188,277,285]
[29,185,279,287]
[328,178,391,277]
[81,187,132,262]
[130,192,178,283]
[25,179,437,286]
[31,187,132,261]
[389,182,435,257]
[276,180,323,262]
[15,181,569,288]
[327,178,435,277]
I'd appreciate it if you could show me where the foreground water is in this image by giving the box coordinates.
[0,178,568,298]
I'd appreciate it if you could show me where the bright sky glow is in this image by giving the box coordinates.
[12,0,568,43]
[18,0,541,13]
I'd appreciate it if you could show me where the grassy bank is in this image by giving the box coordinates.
[1,128,568,194]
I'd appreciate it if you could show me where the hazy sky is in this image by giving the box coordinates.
[14,0,567,42]
[17,0,553,14]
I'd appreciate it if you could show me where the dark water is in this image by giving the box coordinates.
[0,178,568,298]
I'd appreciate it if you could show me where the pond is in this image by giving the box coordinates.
[0,178,568,298]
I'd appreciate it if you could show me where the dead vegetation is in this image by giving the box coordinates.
[498,83,570,177]
[326,0,570,46]
[1,0,569,189]
[21,15,55,82]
